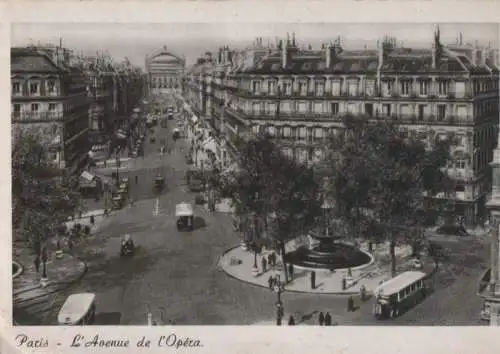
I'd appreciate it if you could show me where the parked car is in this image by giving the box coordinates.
[435,224,469,236]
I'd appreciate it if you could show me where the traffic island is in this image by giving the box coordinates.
[13,246,87,310]
[219,245,387,295]
[219,241,431,296]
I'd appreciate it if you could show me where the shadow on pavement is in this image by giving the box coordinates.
[297,310,318,324]
[96,312,122,325]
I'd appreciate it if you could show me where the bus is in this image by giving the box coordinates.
[58,293,96,325]
[373,271,427,319]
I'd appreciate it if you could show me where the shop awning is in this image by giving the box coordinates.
[202,137,217,154]
[115,129,127,140]
[80,171,95,182]
[79,171,97,188]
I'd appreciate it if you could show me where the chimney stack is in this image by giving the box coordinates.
[432,42,436,69]
[325,42,335,68]
[282,38,288,69]
[377,40,384,68]
[480,48,487,67]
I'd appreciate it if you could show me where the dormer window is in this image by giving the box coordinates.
[12,82,21,95]
[252,81,261,94]
[47,80,57,94]
[315,81,325,96]
[30,82,40,96]
[268,81,276,95]
[400,81,411,96]
[438,81,448,96]
[299,82,307,96]
[419,81,429,96]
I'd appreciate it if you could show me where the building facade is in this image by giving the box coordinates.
[83,56,118,147]
[11,46,90,173]
[146,46,185,95]
[184,30,499,226]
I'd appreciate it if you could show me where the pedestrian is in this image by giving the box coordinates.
[269,252,275,266]
[347,296,354,312]
[68,238,73,250]
[268,275,274,290]
[324,312,332,326]
[266,254,272,269]
[34,256,40,273]
[90,215,95,226]
[318,312,325,326]
[135,175,139,185]
[261,256,267,273]
[288,263,294,280]
[310,271,316,289]
[288,315,295,326]
[360,284,367,302]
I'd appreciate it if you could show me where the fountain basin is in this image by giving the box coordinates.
[285,231,373,271]
[12,261,23,279]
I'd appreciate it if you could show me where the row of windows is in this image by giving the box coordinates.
[246,79,472,97]
[195,74,498,98]
[12,80,59,96]
[242,100,467,122]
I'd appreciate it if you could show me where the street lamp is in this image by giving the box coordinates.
[40,245,49,287]
[269,274,285,326]
[115,151,121,187]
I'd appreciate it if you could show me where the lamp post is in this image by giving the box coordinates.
[270,274,285,326]
[115,150,120,187]
[40,245,49,287]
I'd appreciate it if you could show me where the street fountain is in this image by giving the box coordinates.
[284,229,373,271]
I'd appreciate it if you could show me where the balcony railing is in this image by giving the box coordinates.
[388,114,473,126]
[447,169,475,181]
[12,111,64,122]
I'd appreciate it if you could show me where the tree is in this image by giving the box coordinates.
[326,116,452,276]
[12,134,81,255]
[216,133,322,282]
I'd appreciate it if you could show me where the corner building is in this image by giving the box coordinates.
[11,46,90,174]
[184,30,499,226]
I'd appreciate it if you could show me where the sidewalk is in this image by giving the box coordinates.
[219,241,427,295]
[64,209,110,231]
[12,245,87,304]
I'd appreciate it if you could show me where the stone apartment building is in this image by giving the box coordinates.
[183,29,499,225]
[11,46,90,174]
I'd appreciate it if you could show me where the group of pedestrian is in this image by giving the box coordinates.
[260,252,278,274]
[318,312,333,326]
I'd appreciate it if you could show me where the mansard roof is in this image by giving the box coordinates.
[231,45,491,76]
[11,48,63,73]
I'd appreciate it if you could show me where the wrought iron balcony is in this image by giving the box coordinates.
[12,111,64,122]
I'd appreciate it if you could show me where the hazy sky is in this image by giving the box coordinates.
[11,23,498,69]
